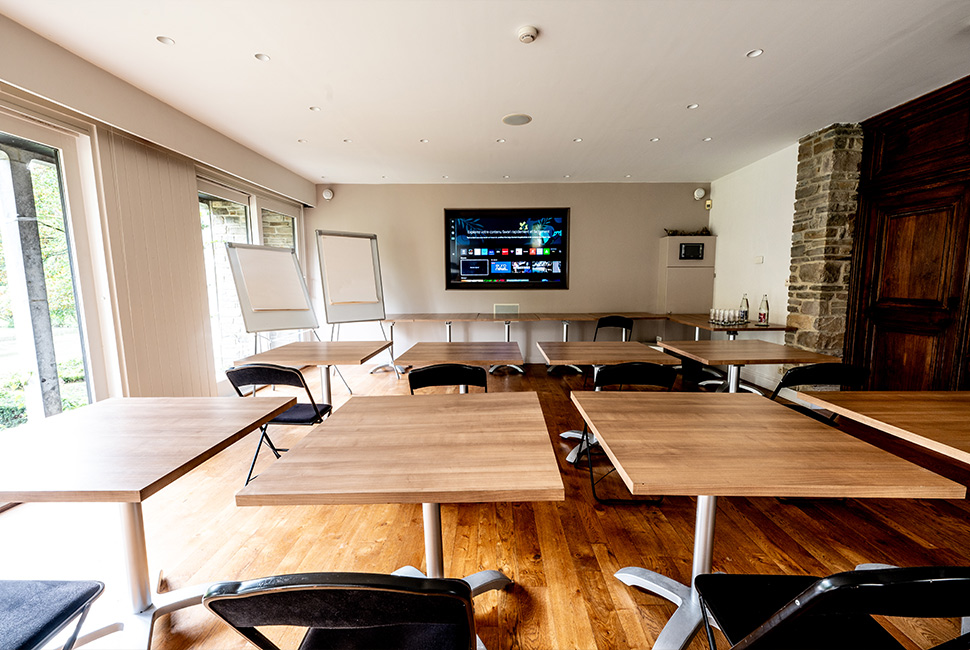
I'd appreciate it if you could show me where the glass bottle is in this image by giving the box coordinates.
[739,293,749,323]
[757,294,769,326]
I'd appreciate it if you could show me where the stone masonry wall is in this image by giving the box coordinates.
[786,124,863,357]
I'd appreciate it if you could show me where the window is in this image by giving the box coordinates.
[0,132,90,429]
[198,179,304,380]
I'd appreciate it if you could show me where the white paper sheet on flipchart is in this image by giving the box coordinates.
[236,246,310,311]
[320,235,379,304]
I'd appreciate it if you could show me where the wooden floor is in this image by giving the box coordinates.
[3,363,970,649]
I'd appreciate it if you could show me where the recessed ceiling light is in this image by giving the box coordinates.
[442,175,449,179]
[573,138,583,143]
[254,53,271,62]
[381,175,387,179]
[702,137,713,142]
[563,174,571,179]
[496,139,506,143]
[502,113,533,126]
[419,139,429,143]
[625,174,632,178]
[156,36,175,45]
[650,137,660,142]
[309,106,321,112]
[503,175,510,179]
[343,139,352,143]
[746,48,764,58]
[687,103,699,110]
[297,139,307,144]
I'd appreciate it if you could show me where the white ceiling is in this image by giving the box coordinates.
[1,0,969,185]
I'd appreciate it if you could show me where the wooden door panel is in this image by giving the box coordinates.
[871,327,938,391]
[851,183,970,390]
[878,208,951,303]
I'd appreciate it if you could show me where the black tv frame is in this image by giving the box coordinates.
[444,207,569,290]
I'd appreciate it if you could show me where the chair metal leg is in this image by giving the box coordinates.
[584,425,662,505]
[245,426,288,485]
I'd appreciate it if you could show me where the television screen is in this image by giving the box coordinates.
[445,208,569,290]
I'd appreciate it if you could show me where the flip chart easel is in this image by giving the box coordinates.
[225,242,319,333]
[315,230,386,324]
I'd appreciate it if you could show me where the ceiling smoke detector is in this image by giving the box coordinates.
[518,25,539,43]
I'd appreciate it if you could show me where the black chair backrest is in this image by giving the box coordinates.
[594,362,676,391]
[697,566,970,650]
[408,363,487,394]
[769,363,867,400]
[226,363,327,413]
[593,315,634,341]
[203,572,477,650]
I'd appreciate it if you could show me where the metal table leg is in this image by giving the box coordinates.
[615,495,719,650]
[490,320,524,374]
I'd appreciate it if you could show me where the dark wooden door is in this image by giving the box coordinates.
[849,183,970,389]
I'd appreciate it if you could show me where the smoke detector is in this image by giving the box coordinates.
[518,25,539,43]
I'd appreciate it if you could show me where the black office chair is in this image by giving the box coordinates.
[0,579,103,650]
[580,362,677,504]
[769,362,867,424]
[408,363,487,394]
[226,363,332,485]
[695,566,970,650]
[203,571,480,650]
[592,315,634,342]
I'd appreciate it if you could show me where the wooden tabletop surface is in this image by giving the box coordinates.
[382,312,665,322]
[798,391,970,468]
[0,396,294,503]
[659,339,838,366]
[395,341,523,366]
[236,392,565,506]
[383,313,486,322]
[570,392,964,499]
[536,341,679,366]
[235,340,392,367]
[666,313,794,332]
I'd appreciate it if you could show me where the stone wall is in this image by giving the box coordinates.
[786,124,863,357]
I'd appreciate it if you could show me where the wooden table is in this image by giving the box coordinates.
[394,341,523,368]
[537,341,679,367]
[0,396,294,649]
[659,339,837,393]
[571,391,964,650]
[667,313,793,340]
[235,340,392,405]
[237,392,564,593]
[798,391,970,468]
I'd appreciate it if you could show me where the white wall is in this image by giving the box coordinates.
[709,143,798,388]
[305,182,710,362]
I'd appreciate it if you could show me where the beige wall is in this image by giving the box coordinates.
[709,143,798,388]
[305,182,710,361]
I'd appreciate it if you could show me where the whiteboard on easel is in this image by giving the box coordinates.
[316,230,386,323]
[226,243,319,332]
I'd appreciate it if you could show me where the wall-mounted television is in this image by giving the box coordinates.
[445,208,569,290]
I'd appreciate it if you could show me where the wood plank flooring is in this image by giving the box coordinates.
[2,363,969,648]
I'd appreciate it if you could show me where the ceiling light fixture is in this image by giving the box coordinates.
[442,175,449,179]
[503,175,510,179]
[518,25,539,43]
[309,106,321,112]
[702,137,713,142]
[254,53,271,62]
[502,113,532,126]
[625,174,632,178]
[563,174,571,179]
[650,137,660,142]
[297,139,307,144]
[419,139,429,143]
[746,48,764,58]
[156,36,175,45]
[343,138,352,143]
[573,138,583,143]
[687,103,699,110]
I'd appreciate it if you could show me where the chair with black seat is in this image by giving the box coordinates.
[0,579,103,650]
[203,571,483,650]
[579,362,677,504]
[592,315,634,342]
[226,363,332,485]
[408,363,487,394]
[695,565,970,650]
[769,362,867,425]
